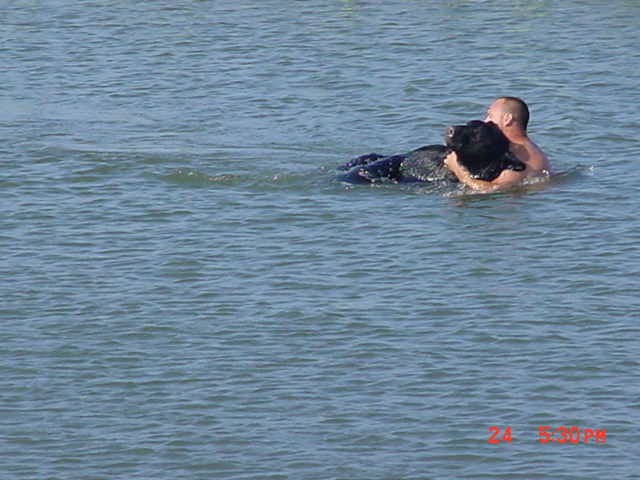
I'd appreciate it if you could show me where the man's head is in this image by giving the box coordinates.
[484,96,529,132]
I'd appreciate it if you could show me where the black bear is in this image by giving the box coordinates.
[337,120,525,184]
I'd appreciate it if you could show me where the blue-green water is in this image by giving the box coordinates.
[2,1,640,478]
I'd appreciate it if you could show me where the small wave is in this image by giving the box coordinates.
[158,167,322,191]
[160,168,242,187]
[548,164,594,181]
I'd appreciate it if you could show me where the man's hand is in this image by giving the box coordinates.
[443,151,465,177]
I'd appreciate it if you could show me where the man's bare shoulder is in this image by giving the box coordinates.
[511,138,551,174]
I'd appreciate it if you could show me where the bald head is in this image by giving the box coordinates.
[496,96,530,130]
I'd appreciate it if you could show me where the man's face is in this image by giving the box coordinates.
[484,100,504,127]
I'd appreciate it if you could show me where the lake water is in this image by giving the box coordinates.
[2,1,640,478]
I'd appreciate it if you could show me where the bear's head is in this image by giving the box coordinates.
[444,120,520,180]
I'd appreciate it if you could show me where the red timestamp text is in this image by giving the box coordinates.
[488,425,606,445]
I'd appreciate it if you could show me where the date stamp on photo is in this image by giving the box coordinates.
[488,425,606,445]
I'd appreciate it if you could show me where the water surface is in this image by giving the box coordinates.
[2,1,640,478]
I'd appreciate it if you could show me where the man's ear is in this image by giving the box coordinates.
[503,112,514,126]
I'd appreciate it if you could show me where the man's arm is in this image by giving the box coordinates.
[444,152,527,193]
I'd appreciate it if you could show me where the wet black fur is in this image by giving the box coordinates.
[337,120,523,184]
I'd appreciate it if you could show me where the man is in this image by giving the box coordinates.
[444,96,551,192]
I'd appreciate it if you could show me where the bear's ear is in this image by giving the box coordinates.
[484,122,509,150]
